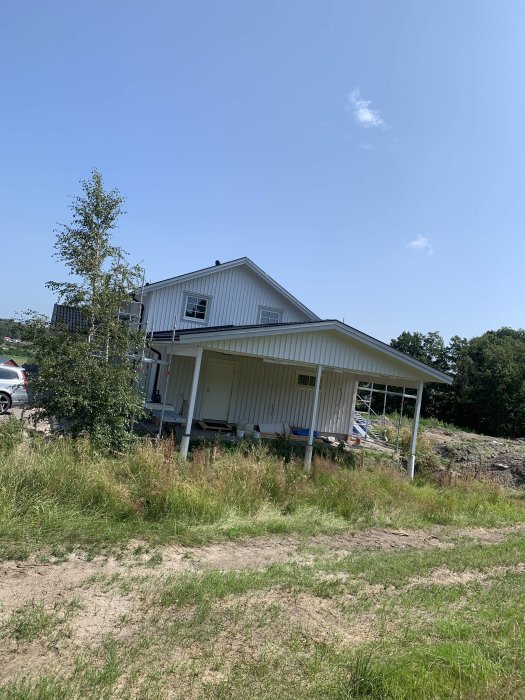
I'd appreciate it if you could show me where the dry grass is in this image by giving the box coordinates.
[1,423,525,559]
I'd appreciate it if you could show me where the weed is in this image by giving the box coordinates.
[1,436,525,557]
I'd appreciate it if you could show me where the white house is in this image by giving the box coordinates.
[141,257,452,475]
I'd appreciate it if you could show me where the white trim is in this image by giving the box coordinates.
[143,257,319,321]
[175,321,452,385]
[182,291,212,324]
[407,381,424,480]
[304,365,323,472]
[258,305,284,324]
[180,347,203,459]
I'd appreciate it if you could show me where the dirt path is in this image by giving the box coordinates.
[1,525,523,616]
[2,524,525,689]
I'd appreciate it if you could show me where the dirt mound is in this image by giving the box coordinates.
[428,428,525,487]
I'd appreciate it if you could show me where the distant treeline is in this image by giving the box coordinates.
[390,328,525,438]
[0,318,25,340]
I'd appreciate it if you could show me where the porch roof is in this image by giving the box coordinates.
[151,321,452,386]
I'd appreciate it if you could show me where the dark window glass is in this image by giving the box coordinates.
[0,368,18,380]
[298,374,316,387]
[185,295,208,320]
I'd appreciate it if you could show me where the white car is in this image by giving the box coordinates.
[0,365,29,414]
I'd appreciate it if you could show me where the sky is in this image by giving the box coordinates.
[2,0,525,343]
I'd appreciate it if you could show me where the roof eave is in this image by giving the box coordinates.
[167,321,453,385]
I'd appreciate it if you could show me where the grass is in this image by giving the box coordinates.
[3,533,525,698]
[4,420,525,696]
[1,421,525,558]
[148,532,525,607]
[1,600,81,643]
[0,345,30,367]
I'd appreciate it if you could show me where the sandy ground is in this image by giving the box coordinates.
[0,527,483,615]
[1,525,521,616]
[1,524,524,688]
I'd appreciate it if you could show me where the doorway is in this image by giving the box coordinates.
[200,358,237,421]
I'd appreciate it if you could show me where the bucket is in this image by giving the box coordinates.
[236,429,245,438]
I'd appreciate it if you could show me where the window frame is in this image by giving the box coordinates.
[182,291,211,324]
[258,306,284,325]
[296,371,322,390]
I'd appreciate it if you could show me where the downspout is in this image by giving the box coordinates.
[150,347,162,401]
[132,293,162,401]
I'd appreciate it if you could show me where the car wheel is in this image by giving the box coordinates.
[0,393,11,414]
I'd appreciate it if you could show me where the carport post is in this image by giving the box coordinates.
[180,347,203,460]
[304,365,323,473]
[348,378,359,440]
[407,381,424,480]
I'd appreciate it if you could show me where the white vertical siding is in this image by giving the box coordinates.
[143,265,311,333]
[165,351,357,435]
[199,330,429,383]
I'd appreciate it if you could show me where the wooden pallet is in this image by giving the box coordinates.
[197,420,235,432]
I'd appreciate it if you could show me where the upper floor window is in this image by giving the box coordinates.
[184,293,210,322]
[259,306,283,324]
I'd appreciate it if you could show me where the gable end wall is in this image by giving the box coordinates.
[143,265,312,332]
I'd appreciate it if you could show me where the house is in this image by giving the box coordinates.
[142,257,452,476]
[50,304,88,331]
[0,356,19,367]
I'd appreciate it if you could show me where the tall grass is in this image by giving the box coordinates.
[1,422,525,557]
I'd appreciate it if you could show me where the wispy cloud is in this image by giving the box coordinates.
[407,235,434,256]
[347,88,386,129]
[357,142,374,150]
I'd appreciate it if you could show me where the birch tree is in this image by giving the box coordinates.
[28,170,145,449]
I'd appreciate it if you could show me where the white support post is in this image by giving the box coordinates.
[407,381,424,480]
[304,365,323,473]
[180,347,203,460]
[348,378,358,441]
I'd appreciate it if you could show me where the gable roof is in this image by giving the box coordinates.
[143,257,319,321]
[151,320,453,385]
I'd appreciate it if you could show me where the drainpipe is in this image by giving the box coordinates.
[150,347,162,401]
[132,294,162,401]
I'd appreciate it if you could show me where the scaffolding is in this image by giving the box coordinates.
[355,382,418,452]
[113,271,176,439]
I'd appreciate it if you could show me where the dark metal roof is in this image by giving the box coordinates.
[0,356,18,366]
[50,304,88,332]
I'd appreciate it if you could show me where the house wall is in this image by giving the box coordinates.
[160,350,357,436]
[142,265,312,333]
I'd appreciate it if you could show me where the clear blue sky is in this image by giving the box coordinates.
[2,1,524,343]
